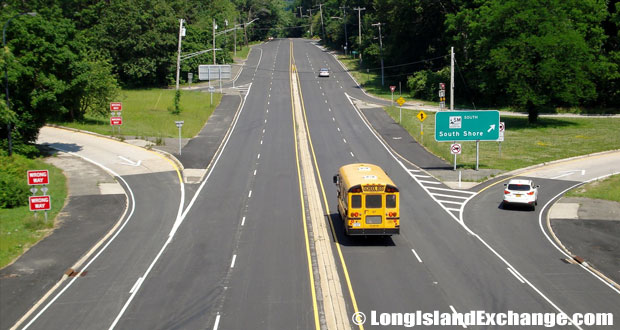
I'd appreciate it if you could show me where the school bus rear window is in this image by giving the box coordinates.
[351,195,362,208]
[366,195,382,208]
[386,194,396,208]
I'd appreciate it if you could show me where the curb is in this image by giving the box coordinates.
[545,199,620,291]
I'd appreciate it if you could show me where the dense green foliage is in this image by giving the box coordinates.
[0,154,31,208]
[294,0,619,121]
[1,0,292,153]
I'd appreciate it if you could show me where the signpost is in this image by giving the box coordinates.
[439,83,446,109]
[390,85,396,105]
[416,111,427,142]
[110,102,123,135]
[29,195,51,212]
[498,121,505,157]
[450,143,461,170]
[110,102,122,112]
[27,170,51,221]
[396,96,406,123]
[435,110,500,170]
[175,121,184,155]
[27,170,49,185]
[110,117,123,126]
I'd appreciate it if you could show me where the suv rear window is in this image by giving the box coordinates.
[508,184,531,191]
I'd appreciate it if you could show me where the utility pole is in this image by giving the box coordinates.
[298,6,303,18]
[450,47,455,110]
[307,8,313,36]
[340,5,348,55]
[212,18,217,64]
[353,7,365,62]
[317,3,325,41]
[175,19,184,90]
[372,22,384,86]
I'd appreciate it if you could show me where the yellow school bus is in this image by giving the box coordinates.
[333,163,400,236]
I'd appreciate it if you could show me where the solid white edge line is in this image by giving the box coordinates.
[538,173,620,294]
[21,149,138,330]
[345,92,589,329]
[410,249,423,263]
[507,267,525,284]
[230,255,237,268]
[111,82,256,328]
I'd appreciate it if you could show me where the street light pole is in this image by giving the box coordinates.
[175,19,184,91]
[3,12,36,157]
[353,7,365,63]
[372,22,384,86]
[213,18,217,65]
[340,6,348,55]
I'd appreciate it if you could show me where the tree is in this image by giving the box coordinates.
[446,0,610,122]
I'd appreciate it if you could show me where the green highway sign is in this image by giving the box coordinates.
[435,110,500,141]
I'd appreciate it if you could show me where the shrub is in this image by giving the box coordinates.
[407,67,450,101]
[0,155,32,208]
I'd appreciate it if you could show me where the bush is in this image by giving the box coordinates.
[0,155,32,208]
[407,67,450,101]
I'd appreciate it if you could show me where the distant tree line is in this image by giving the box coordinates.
[1,0,292,154]
[294,0,619,122]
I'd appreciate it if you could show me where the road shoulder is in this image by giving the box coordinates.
[0,152,126,330]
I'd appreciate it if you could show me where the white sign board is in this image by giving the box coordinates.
[450,143,462,155]
[198,65,232,80]
[498,121,505,142]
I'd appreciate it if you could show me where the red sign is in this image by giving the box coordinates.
[27,170,49,185]
[390,86,396,92]
[110,117,123,126]
[110,102,122,112]
[29,195,51,211]
[439,83,445,90]
[450,143,462,155]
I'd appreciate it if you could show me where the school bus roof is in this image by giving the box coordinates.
[338,163,396,190]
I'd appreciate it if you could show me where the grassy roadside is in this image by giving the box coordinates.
[566,174,620,203]
[0,155,67,268]
[337,55,435,106]
[383,106,620,171]
[55,89,220,139]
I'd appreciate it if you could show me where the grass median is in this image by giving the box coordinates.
[566,174,620,203]
[56,89,221,140]
[384,106,620,171]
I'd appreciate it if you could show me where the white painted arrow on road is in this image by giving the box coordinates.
[118,156,142,167]
[551,169,586,179]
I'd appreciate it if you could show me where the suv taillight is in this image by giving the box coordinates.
[504,190,510,194]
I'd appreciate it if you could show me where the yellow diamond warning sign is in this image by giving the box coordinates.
[416,111,427,122]
[396,96,406,106]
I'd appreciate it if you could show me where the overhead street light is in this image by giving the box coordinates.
[3,12,37,157]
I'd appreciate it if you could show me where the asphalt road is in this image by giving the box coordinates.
[12,40,619,329]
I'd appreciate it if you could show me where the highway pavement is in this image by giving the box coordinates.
[7,39,619,330]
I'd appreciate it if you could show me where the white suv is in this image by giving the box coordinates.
[502,179,539,210]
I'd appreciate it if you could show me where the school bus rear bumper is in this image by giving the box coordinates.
[345,227,400,236]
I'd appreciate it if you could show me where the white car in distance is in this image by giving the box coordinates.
[502,179,539,210]
[319,68,330,77]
